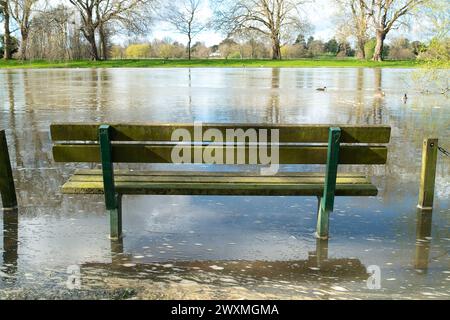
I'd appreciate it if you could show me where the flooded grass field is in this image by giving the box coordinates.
[0,67,449,300]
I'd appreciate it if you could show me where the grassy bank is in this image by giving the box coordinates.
[0,58,427,69]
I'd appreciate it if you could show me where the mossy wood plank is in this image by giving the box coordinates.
[68,174,371,184]
[61,180,378,196]
[53,144,387,164]
[51,123,391,143]
[73,169,369,178]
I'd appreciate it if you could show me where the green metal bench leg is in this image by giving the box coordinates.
[99,125,122,239]
[109,194,122,239]
[316,127,341,239]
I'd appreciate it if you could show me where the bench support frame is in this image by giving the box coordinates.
[97,125,343,240]
[99,125,122,239]
[316,127,341,239]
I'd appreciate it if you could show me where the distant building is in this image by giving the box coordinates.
[209,51,222,58]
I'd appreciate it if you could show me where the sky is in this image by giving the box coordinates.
[146,0,430,46]
[149,0,340,46]
[2,0,434,47]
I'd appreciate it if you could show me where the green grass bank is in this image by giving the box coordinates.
[0,58,427,69]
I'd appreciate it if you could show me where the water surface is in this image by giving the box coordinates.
[0,68,449,299]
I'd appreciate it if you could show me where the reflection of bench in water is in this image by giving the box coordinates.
[0,209,436,287]
[50,123,391,240]
[82,239,369,281]
[414,211,433,272]
[1,209,18,281]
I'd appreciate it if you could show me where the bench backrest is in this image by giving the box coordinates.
[50,123,391,165]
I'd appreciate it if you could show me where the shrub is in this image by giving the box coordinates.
[125,44,151,59]
[0,35,20,57]
[413,37,450,93]
[388,47,416,60]
[388,37,416,60]
[158,43,174,59]
[110,45,125,59]
[228,51,242,59]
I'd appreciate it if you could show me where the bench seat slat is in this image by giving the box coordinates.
[73,169,372,178]
[53,145,388,164]
[61,171,378,196]
[68,175,371,184]
[50,123,391,144]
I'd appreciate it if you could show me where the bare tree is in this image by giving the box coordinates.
[234,29,270,58]
[1,0,13,59]
[366,0,429,61]
[69,0,152,60]
[27,4,83,60]
[161,0,207,60]
[9,0,40,60]
[96,0,153,60]
[336,0,371,59]
[98,21,113,60]
[212,0,307,60]
[68,0,100,60]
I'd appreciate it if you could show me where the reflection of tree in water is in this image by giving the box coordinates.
[90,68,110,113]
[188,68,193,117]
[23,70,48,168]
[348,68,366,124]
[371,68,384,124]
[345,68,385,125]
[264,68,281,123]
[5,71,23,169]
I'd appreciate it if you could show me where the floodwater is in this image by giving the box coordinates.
[0,67,449,300]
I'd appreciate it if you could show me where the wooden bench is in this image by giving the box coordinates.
[50,123,391,240]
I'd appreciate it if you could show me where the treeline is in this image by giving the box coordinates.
[109,36,429,61]
[0,0,448,62]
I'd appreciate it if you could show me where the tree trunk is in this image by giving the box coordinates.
[19,28,28,60]
[372,30,386,62]
[99,24,108,60]
[3,1,12,59]
[356,38,366,60]
[187,35,191,60]
[271,36,281,60]
[86,32,100,61]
